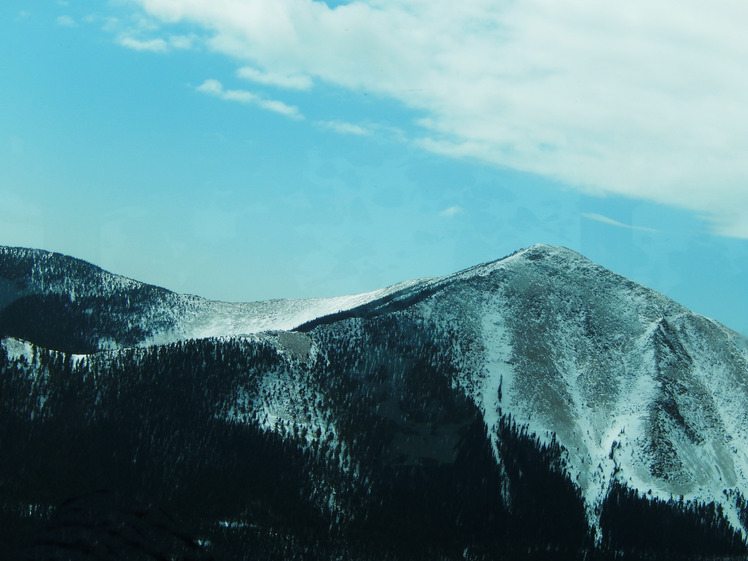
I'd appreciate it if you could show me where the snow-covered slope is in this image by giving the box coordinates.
[142,278,430,345]
[162,242,748,539]
[3,243,748,557]
[322,243,748,532]
[0,245,431,350]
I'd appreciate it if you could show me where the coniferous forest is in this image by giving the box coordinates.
[1,314,747,560]
[3,245,748,560]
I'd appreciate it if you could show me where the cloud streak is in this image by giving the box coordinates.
[317,120,370,136]
[237,66,313,90]
[118,33,200,52]
[130,0,748,238]
[439,206,464,218]
[56,15,76,27]
[196,79,303,119]
[119,36,168,53]
[582,213,658,233]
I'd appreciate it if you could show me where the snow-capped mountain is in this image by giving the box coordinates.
[2,243,748,560]
[0,245,429,351]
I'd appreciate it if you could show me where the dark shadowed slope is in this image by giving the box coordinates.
[2,244,748,560]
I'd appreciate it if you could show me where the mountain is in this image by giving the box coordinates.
[0,246,427,353]
[2,243,748,560]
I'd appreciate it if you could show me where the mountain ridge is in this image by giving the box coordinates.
[2,243,737,345]
[2,243,748,559]
[0,244,433,351]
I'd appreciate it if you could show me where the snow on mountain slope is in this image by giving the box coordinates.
[4,242,748,540]
[358,244,748,532]
[0,245,431,349]
[143,278,430,345]
[290,243,748,533]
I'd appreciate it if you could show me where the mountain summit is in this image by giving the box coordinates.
[2,244,748,560]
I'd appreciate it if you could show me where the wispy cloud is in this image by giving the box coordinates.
[582,213,658,233]
[317,120,370,136]
[439,206,464,218]
[237,67,313,90]
[56,15,76,27]
[129,0,748,238]
[117,33,199,53]
[84,14,119,32]
[168,34,199,50]
[196,79,303,119]
[118,36,168,53]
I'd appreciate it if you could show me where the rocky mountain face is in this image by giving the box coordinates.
[2,244,748,560]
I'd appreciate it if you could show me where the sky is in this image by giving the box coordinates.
[1,0,748,335]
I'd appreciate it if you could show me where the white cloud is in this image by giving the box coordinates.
[237,67,313,90]
[118,32,199,53]
[317,120,370,136]
[85,14,120,32]
[582,213,658,233]
[118,36,168,53]
[196,79,303,119]
[196,79,224,96]
[131,0,748,238]
[56,15,76,27]
[169,34,199,50]
[259,98,302,117]
[439,206,464,218]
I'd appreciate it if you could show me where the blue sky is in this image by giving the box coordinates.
[2,0,748,335]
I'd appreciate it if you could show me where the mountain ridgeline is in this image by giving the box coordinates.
[2,244,748,560]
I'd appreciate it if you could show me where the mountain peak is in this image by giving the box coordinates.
[0,243,697,351]
[3,244,748,558]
